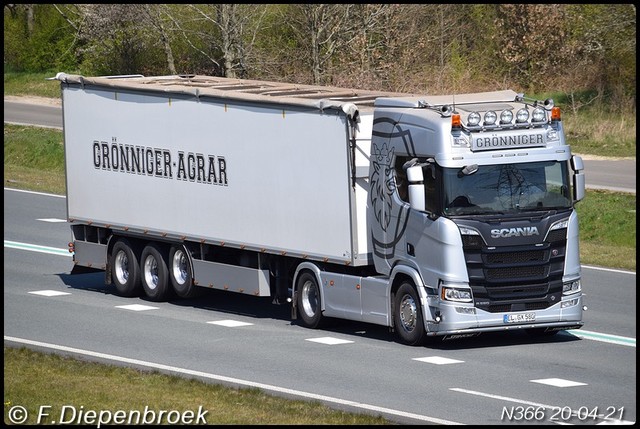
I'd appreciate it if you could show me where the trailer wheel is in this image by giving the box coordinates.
[140,244,172,302]
[169,245,198,298]
[110,239,141,297]
[394,282,426,346]
[296,272,324,329]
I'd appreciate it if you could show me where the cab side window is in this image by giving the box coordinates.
[424,165,436,213]
[394,155,437,213]
[394,156,410,203]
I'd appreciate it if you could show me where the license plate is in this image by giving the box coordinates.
[503,313,536,323]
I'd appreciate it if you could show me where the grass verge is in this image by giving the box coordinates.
[4,347,393,425]
[4,125,66,194]
[575,189,636,271]
[4,71,62,99]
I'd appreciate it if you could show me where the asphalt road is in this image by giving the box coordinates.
[3,189,637,425]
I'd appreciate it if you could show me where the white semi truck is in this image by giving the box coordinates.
[55,72,586,345]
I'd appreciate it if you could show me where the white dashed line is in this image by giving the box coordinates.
[530,378,588,388]
[413,356,465,365]
[29,290,71,297]
[207,320,254,327]
[115,304,159,311]
[306,337,354,345]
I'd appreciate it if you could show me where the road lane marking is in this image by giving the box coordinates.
[36,218,67,223]
[582,264,636,275]
[115,304,159,311]
[28,290,71,297]
[530,378,588,388]
[207,320,254,327]
[306,337,354,345]
[450,387,633,425]
[413,356,465,365]
[4,240,71,257]
[562,330,636,347]
[5,240,636,348]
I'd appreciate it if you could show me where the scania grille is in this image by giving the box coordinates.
[462,228,567,313]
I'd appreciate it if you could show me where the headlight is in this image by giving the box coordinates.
[459,226,480,236]
[516,108,529,123]
[500,110,513,124]
[563,279,581,295]
[467,112,481,126]
[532,107,546,123]
[441,285,473,302]
[484,110,497,126]
[550,219,569,230]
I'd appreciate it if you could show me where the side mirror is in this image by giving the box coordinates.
[571,155,585,202]
[407,165,425,211]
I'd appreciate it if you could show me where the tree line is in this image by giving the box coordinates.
[4,4,636,110]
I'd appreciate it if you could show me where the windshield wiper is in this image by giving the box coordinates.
[451,209,505,216]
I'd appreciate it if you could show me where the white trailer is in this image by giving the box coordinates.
[56,73,586,345]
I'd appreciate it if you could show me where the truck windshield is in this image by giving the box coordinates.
[442,161,572,216]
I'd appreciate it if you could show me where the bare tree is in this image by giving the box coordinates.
[285,4,356,85]
[183,4,268,78]
[337,4,397,89]
[139,4,177,75]
[73,4,152,74]
[494,4,570,92]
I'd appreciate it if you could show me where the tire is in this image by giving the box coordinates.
[296,271,324,329]
[393,282,426,346]
[169,245,198,298]
[140,243,172,301]
[110,239,141,297]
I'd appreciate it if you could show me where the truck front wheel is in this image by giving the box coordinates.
[296,272,324,329]
[140,244,172,302]
[110,239,141,297]
[169,245,198,298]
[394,282,426,346]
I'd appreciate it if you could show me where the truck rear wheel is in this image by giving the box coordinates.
[169,245,198,298]
[140,244,172,302]
[296,271,324,329]
[110,239,141,297]
[394,282,426,346]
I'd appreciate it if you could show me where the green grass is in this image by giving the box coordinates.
[575,190,636,271]
[4,125,66,194]
[4,71,62,99]
[563,111,636,159]
[4,347,393,425]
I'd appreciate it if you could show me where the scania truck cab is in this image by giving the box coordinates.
[368,90,585,344]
